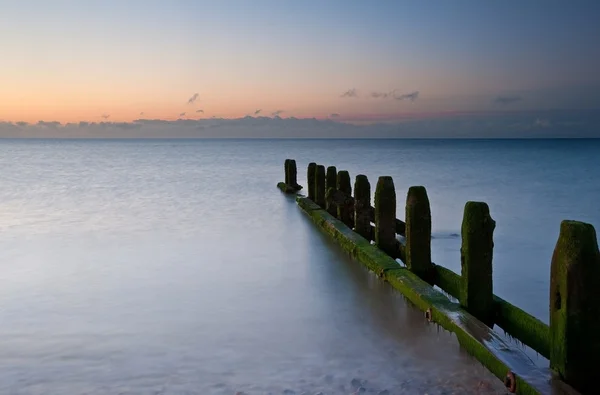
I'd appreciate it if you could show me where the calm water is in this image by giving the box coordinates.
[1,139,598,394]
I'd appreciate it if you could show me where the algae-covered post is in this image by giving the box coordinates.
[549,220,600,393]
[326,166,337,216]
[315,165,326,208]
[405,186,434,283]
[460,201,495,326]
[354,174,371,240]
[337,170,353,227]
[374,176,397,257]
[307,162,317,201]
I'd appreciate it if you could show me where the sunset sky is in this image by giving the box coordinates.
[1,0,600,135]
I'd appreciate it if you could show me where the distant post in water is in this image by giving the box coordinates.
[286,159,298,189]
[460,201,495,326]
[315,165,326,207]
[549,220,600,393]
[354,174,371,240]
[374,176,397,257]
[337,170,353,227]
[405,186,433,282]
[284,159,291,185]
[307,162,317,201]
[326,166,337,216]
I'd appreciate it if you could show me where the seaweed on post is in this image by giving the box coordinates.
[460,201,495,326]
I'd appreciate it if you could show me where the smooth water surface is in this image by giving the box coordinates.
[1,139,598,394]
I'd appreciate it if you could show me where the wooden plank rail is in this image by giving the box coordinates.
[277,160,598,394]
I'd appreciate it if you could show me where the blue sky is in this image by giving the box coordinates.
[0,0,599,136]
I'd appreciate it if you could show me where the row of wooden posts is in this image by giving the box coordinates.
[283,159,600,394]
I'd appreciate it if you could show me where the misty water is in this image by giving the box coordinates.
[1,139,598,394]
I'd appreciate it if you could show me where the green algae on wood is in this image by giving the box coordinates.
[434,259,551,359]
[460,201,495,326]
[277,181,298,194]
[433,264,461,300]
[307,162,317,201]
[405,186,434,282]
[337,170,353,227]
[315,165,326,207]
[354,174,371,240]
[295,195,568,395]
[494,296,550,359]
[549,220,600,393]
[374,176,397,257]
[325,166,337,216]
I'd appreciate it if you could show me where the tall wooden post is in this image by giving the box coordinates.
[337,170,353,227]
[460,201,495,326]
[284,159,291,185]
[286,159,298,188]
[374,176,397,257]
[307,162,316,201]
[549,220,600,393]
[315,165,326,208]
[354,174,371,240]
[405,186,433,282]
[326,166,337,216]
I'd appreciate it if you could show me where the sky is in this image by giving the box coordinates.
[1,0,600,137]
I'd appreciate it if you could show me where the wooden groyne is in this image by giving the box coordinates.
[277,159,599,395]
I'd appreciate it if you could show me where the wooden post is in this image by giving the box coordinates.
[460,201,495,326]
[354,174,371,240]
[337,170,353,227]
[326,166,337,216]
[374,176,397,257]
[549,220,600,392]
[405,186,434,282]
[315,165,326,208]
[284,159,291,185]
[307,162,316,201]
[287,159,298,188]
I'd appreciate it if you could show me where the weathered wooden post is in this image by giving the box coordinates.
[549,220,600,393]
[374,176,397,257]
[284,159,291,185]
[337,170,353,227]
[326,166,337,216]
[286,159,298,189]
[354,174,371,240]
[307,162,316,201]
[460,201,495,326]
[405,186,434,282]
[315,165,326,208]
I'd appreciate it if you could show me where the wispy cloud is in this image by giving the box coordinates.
[254,109,262,115]
[179,112,186,117]
[340,88,358,98]
[393,91,419,101]
[494,95,522,105]
[196,109,204,113]
[140,112,144,116]
[330,113,340,118]
[101,113,110,119]
[272,110,284,117]
[187,93,199,104]
[371,91,393,99]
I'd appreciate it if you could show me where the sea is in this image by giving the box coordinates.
[0,138,598,395]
